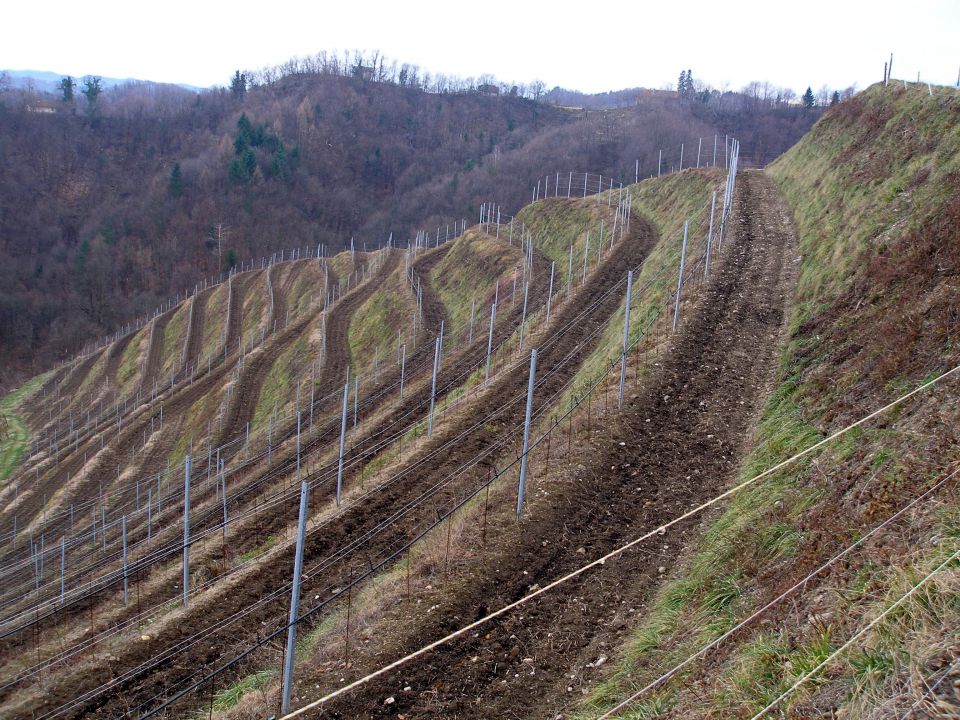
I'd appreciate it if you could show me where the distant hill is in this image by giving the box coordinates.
[543,85,677,108]
[2,68,206,93]
[0,64,820,386]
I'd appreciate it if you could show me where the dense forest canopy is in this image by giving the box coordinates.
[0,54,828,387]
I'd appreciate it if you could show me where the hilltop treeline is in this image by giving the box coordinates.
[0,58,821,386]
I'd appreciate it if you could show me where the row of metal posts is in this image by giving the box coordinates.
[73,152,677,709]
[20,256,415,596]
[52,146,660,584]
[22,413,246,612]
[525,137,731,208]
[274,185,621,708]
[26,155,728,695]
[90,144,708,653]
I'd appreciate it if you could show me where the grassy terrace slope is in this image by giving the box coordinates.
[307,171,791,719]
[428,229,525,344]
[584,83,960,718]
[0,374,48,486]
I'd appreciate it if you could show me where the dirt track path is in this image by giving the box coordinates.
[316,169,799,719]
[139,310,174,395]
[411,245,450,340]
[181,290,208,368]
[222,272,246,353]
[100,331,135,400]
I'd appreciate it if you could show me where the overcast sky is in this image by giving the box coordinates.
[4,0,958,94]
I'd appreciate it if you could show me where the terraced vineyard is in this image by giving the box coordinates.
[1,81,957,720]
[0,164,719,716]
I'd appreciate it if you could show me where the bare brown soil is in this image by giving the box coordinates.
[307,169,796,719]
[410,245,451,339]
[139,310,174,394]
[182,289,209,368]
[223,272,247,352]
[266,262,285,336]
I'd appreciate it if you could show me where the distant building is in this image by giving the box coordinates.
[352,65,376,81]
[477,83,500,96]
[27,100,58,114]
[636,88,678,102]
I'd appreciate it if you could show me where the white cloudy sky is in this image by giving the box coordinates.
[4,0,959,93]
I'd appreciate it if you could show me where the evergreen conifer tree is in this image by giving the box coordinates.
[168,163,183,198]
[58,76,74,103]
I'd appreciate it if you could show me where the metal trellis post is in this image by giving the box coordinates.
[619,270,634,409]
[281,481,310,715]
[517,349,538,517]
[672,221,689,332]
[182,454,191,607]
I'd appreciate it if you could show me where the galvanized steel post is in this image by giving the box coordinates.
[485,303,497,385]
[400,344,407,400]
[672,221,689,332]
[518,282,530,352]
[705,191,717,279]
[546,261,555,326]
[517,349,538,517]
[336,374,349,506]
[619,271,634,409]
[182,454,191,607]
[281,481,310,715]
[122,515,128,605]
[428,336,441,436]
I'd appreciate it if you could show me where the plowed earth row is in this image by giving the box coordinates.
[314,169,797,719]
[139,309,175,394]
[181,290,208,369]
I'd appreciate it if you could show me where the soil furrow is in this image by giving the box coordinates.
[181,290,208,368]
[317,169,797,719]
[411,245,451,338]
[100,332,136,401]
[266,262,285,336]
[139,311,174,397]
[222,273,246,353]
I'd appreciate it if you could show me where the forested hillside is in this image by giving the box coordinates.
[0,62,819,386]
